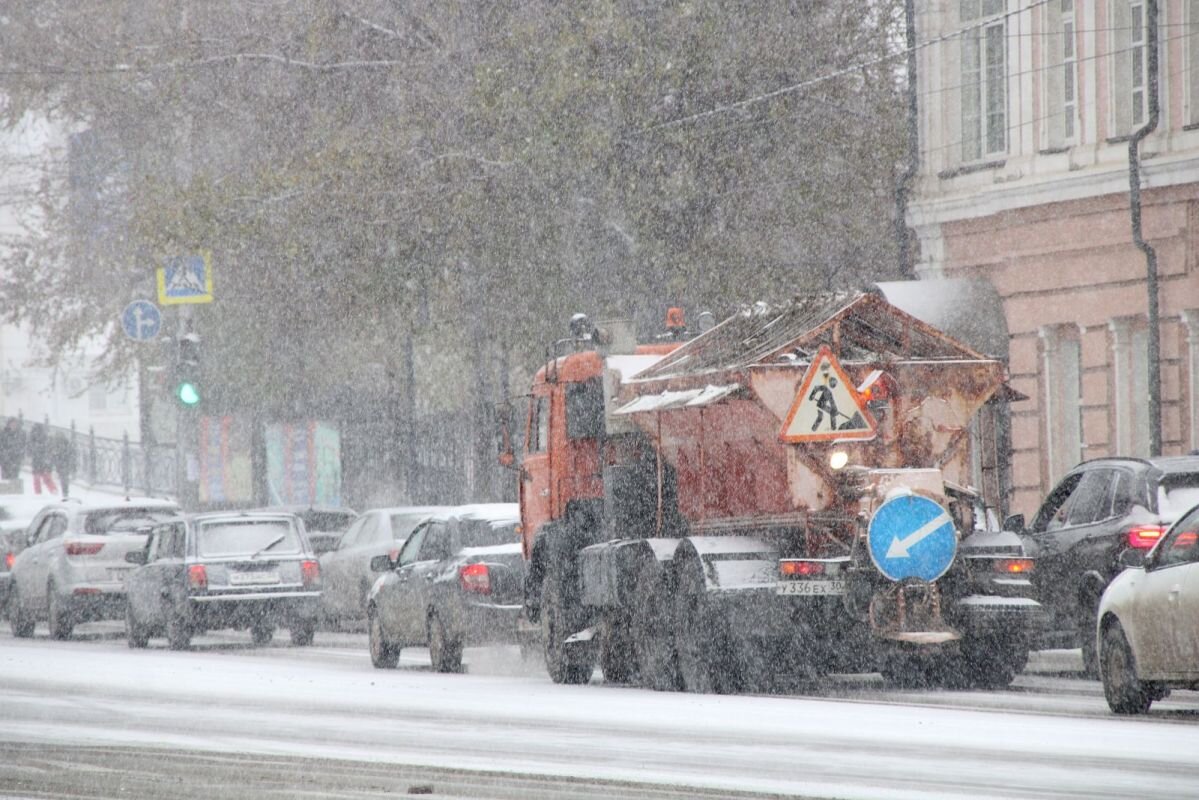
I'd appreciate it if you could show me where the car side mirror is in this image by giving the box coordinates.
[1002,514,1026,532]
[1119,549,1146,569]
[125,550,147,566]
[369,554,393,573]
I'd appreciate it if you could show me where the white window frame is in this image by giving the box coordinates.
[1062,0,1078,140]
[960,0,1008,162]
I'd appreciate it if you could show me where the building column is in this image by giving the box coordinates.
[1183,309,1199,452]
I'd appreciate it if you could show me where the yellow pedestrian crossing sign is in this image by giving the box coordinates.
[780,346,876,443]
[157,253,213,305]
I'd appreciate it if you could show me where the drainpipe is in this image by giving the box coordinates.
[1128,0,1160,456]
[894,0,919,278]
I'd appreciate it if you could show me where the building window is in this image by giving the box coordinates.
[1044,0,1078,147]
[1111,1,1148,134]
[1110,317,1151,457]
[1042,326,1083,483]
[961,0,1007,161]
[1188,0,1199,125]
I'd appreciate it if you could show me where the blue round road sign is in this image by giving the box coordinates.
[867,493,957,582]
[121,300,162,342]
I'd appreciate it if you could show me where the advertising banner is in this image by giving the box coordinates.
[197,416,254,504]
[265,421,342,507]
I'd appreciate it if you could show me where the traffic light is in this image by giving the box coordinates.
[173,332,202,408]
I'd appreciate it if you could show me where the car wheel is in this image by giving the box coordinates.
[9,586,35,638]
[250,622,275,646]
[1101,624,1152,714]
[1078,609,1100,679]
[125,603,149,649]
[427,612,463,673]
[368,608,399,669]
[540,571,594,685]
[289,620,316,647]
[47,583,74,641]
[166,611,192,651]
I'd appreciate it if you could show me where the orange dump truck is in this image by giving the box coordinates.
[501,292,1043,692]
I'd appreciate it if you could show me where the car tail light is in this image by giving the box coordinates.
[1128,525,1167,549]
[4,551,12,570]
[65,541,104,556]
[187,564,208,590]
[301,559,320,588]
[993,558,1034,574]
[459,562,491,595]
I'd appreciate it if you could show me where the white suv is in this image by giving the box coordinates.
[9,498,179,639]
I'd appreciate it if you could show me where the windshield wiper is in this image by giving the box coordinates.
[249,534,287,560]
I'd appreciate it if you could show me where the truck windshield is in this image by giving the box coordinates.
[566,379,604,439]
[198,519,301,558]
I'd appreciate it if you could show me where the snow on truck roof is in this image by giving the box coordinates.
[636,292,991,381]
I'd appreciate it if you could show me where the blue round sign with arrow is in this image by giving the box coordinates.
[120,300,162,342]
[867,493,958,582]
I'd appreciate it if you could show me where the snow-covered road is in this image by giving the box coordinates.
[1,627,1196,799]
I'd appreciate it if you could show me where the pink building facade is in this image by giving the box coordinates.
[910,0,1199,516]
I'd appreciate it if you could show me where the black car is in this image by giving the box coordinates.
[1013,456,1199,672]
[124,511,322,650]
[366,504,523,672]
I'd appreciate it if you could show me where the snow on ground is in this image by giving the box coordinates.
[1,632,1196,800]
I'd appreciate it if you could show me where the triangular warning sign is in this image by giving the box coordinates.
[780,346,877,443]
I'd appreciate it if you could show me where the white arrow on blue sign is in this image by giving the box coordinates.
[120,300,162,342]
[867,493,958,582]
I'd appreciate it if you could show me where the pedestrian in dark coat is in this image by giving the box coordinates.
[51,432,75,497]
[0,418,24,480]
[29,423,57,495]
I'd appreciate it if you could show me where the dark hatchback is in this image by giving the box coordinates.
[366,504,523,672]
[124,511,322,649]
[1014,456,1199,672]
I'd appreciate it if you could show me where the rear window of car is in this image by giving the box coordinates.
[390,513,431,539]
[84,508,178,535]
[460,520,520,549]
[197,519,302,558]
[1158,474,1199,521]
[299,511,356,533]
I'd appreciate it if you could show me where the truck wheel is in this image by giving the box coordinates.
[125,604,150,649]
[959,635,1020,689]
[673,561,738,694]
[368,608,400,669]
[251,622,275,646]
[166,611,192,651]
[1101,624,1152,714]
[47,584,74,641]
[540,572,594,685]
[9,586,35,638]
[599,611,637,684]
[632,564,680,691]
[428,612,463,673]
[290,620,316,647]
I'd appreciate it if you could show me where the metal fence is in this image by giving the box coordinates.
[6,414,176,497]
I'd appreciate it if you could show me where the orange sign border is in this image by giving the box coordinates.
[779,345,877,443]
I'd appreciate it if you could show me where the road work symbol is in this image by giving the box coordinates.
[867,494,958,582]
[157,253,213,305]
[780,345,876,443]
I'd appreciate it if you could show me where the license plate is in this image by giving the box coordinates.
[776,579,847,596]
[229,571,280,586]
[107,569,128,583]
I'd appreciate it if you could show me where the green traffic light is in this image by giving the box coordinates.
[176,381,201,406]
